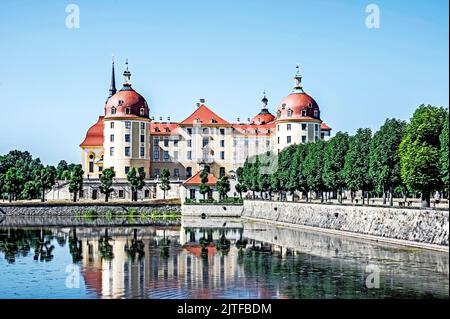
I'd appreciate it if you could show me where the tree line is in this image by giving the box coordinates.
[235,105,449,207]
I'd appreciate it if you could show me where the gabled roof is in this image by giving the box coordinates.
[183,171,218,186]
[150,122,180,135]
[80,116,104,147]
[179,104,230,126]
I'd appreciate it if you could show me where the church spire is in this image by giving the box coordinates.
[109,56,117,97]
[293,64,304,92]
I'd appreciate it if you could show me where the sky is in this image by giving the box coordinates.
[0,0,448,165]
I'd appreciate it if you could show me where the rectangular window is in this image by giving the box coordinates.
[110,147,114,156]
[315,124,319,131]
[186,167,192,178]
[140,147,145,157]
[140,122,145,130]
[110,134,114,142]
[153,138,159,146]
[302,123,307,130]
[174,168,179,177]
[287,124,291,131]
[287,136,292,144]
[153,147,160,160]
[164,138,169,147]
[277,125,280,131]
[144,190,150,198]
[202,137,208,147]
[99,166,103,172]
[302,136,307,143]
[187,140,192,147]
[125,134,130,143]
[277,137,280,144]
[220,167,225,178]
[220,128,225,135]
[220,140,225,147]
[266,140,270,147]
[187,128,192,135]
[89,161,94,173]
[110,122,114,129]
[302,110,307,117]
[125,147,130,157]
[187,151,192,160]
[174,139,179,147]
[125,121,131,129]
[118,190,124,198]
[163,151,169,161]
[189,189,196,199]
[125,166,130,174]
[140,135,145,143]
[220,151,225,160]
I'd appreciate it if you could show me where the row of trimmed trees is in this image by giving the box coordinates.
[235,105,449,207]
[0,152,172,202]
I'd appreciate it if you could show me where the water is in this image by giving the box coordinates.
[0,217,448,299]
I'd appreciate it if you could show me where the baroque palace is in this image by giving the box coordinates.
[66,60,331,201]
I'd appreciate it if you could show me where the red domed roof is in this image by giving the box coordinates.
[104,88,149,119]
[251,109,275,125]
[276,92,321,122]
[80,116,104,147]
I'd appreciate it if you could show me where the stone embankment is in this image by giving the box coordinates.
[242,200,449,248]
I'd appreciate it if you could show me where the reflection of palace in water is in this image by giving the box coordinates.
[73,224,273,298]
[1,220,448,298]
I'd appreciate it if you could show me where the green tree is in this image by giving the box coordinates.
[38,165,57,202]
[99,168,115,202]
[235,166,247,199]
[277,145,297,200]
[302,140,326,202]
[56,160,69,180]
[369,119,406,206]
[216,175,231,200]
[343,128,373,204]
[440,113,449,193]
[399,105,447,207]
[249,156,261,198]
[68,165,84,202]
[159,168,171,200]
[323,132,350,203]
[235,183,247,199]
[286,144,308,201]
[3,167,24,202]
[199,168,210,200]
[127,167,146,201]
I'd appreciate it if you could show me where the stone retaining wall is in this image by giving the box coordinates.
[242,200,449,247]
[0,204,180,216]
[181,204,243,217]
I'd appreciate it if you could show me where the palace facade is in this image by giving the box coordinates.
[76,61,331,200]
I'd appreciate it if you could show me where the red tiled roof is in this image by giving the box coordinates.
[179,104,230,126]
[183,171,218,186]
[80,116,104,147]
[276,92,320,121]
[150,122,180,135]
[104,89,149,119]
[232,122,275,136]
[321,122,332,130]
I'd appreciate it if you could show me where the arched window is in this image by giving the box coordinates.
[314,110,319,118]
[140,108,145,116]
[125,108,130,114]
[287,109,293,117]
[111,107,116,115]
[88,154,94,173]
[118,100,124,106]
[276,110,281,118]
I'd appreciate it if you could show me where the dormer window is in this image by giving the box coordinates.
[140,108,145,116]
[314,110,319,118]
[118,100,124,106]
[125,108,130,114]
[165,128,170,132]
[302,110,307,117]
[287,109,293,117]
[111,107,117,115]
[277,110,281,117]
[308,103,313,108]
[281,103,286,110]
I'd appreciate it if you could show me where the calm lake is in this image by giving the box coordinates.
[0,216,448,299]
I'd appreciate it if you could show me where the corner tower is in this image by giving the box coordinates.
[274,66,322,152]
[103,60,151,179]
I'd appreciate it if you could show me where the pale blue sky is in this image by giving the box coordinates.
[0,0,448,165]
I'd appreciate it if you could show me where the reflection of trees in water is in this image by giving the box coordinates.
[98,228,114,261]
[125,229,145,262]
[68,228,82,263]
[159,229,170,258]
[236,244,440,299]
[0,228,54,263]
[33,229,55,262]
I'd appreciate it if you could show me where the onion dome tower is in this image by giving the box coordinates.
[275,65,322,152]
[102,59,151,179]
